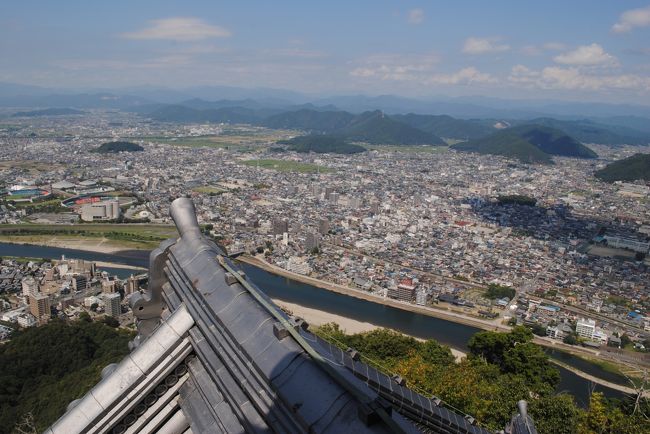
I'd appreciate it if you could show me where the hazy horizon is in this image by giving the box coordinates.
[2,1,650,105]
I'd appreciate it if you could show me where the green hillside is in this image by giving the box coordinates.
[278,135,365,154]
[93,141,144,153]
[452,124,597,164]
[509,125,597,158]
[149,105,262,124]
[392,113,494,140]
[339,110,445,145]
[521,118,650,146]
[453,131,553,164]
[0,318,133,433]
[595,153,650,182]
[263,109,354,132]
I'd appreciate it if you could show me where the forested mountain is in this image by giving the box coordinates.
[595,153,650,182]
[263,109,354,132]
[338,110,444,145]
[517,118,650,146]
[453,125,597,164]
[391,113,494,139]
[0,318,133,433]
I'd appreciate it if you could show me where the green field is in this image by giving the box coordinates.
[192,185,226,194]
[0,224,178,249]
[241,159,332,173]
[139,129,295,151]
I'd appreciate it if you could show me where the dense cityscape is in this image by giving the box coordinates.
[1,113,648,357]
[2,2,650,433]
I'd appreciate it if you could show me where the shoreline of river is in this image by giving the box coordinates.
[238,255,647,394]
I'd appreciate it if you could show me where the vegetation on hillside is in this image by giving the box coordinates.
[510,125,597,159]
[452,125,597,164]
[93,141,144,153]
[392,113,494,140]
[520,118,650,146]
[263,109,354,131]
[267,109,444,145]
[278,135,366,154]
[337,110,444,145]
[454,130,553,164]
[0,318,134,433]
[595,153,650,183]
[313,324,649,433]
[149,104,264,124]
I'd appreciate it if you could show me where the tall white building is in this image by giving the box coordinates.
[21,276,38,297]
[576,318,596,339]
[415,289,427,306]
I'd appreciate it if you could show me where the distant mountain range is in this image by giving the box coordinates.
[595,153,650,182]
[12,107,86,117]
[510,117,650,146]
[1,81,650,148]
[452,125,598,164]
[391,113,493,140]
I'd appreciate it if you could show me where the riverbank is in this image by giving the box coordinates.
[0,236,146,253]
[239,255,648,383]
[550,359,647,397]
[272,298,467,362]
[239,255,510,332]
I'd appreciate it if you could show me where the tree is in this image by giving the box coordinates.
[531,323,548,337]
[563,333,578,345]
[502,342,560,392]
[418,340,456,367]
[102,316,119,328]
[529,393,581,434]
[620,334,632,348]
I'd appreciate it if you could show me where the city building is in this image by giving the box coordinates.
[576,318,596,340]
[388,279,416,302]
[415,289,427,306]
[104,293,121,318]
[305,231,320,251]
[72,275,88,291]
[29,293,51,324]
[80,200,120,222]
[272,218,288,235]
[318,218,330,235]
[21,276,38,298]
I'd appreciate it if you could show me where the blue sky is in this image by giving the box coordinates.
[2,1,650,103]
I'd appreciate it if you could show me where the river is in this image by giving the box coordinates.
[0,242,630,406]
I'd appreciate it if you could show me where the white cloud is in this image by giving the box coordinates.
[612,5,650,33]
[350,53,439,81]
[553,43,618,66]
[521,42,566,56]
[509,64,650,91]
[426,67,496,85]
[462,37,510,54]
[408,8,424,24]
[121,17,231,41]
